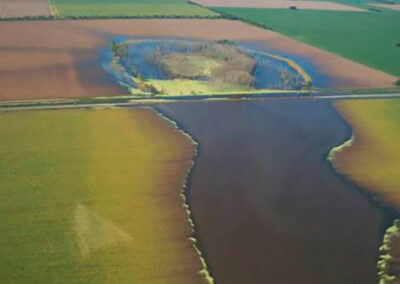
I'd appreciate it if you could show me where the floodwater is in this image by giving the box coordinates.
[156,100,392,284]
[104,39,305,92]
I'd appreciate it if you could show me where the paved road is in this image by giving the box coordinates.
[0,92,400,112]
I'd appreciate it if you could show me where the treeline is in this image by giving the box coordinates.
[0,15,54,21]
[0,14,221,22]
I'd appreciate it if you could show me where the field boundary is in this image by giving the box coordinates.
[47,0,57,17]
[0,13,222,21]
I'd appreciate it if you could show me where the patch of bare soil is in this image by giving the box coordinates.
[192,0,366,11]
[0,0,52,18]
[0,19,396,100]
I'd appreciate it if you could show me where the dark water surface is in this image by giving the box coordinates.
[156,100,387,284]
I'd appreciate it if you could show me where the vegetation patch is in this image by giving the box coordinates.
[106,39,310,96]
[50,0,218,18]
[378,219,400,284]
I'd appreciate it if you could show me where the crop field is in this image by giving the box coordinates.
[50,0,218,17]
[370,3,400,11]
[214,8,400,78]
[0,108,206,283]
[0,0,53,19]
[331,99,400,210]
[191,0,366,11]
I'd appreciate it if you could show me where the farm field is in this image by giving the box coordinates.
[0,19,396,101]
[0,0,53,19]
[214,8,400,78]
[370,3,400,11]
[191,0,366,11]
[0,108,206,284]
[332,99,400,210]
[50,0,217,18]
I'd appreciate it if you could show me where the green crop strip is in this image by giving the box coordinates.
[50,0,218,18]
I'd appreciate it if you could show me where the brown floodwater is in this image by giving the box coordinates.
[156,100,396,284]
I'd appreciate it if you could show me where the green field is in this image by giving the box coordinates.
[50,0,218,17]
[0,108,205,283]
[215,8,400,77]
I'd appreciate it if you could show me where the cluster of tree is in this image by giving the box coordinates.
[111,41,128,59]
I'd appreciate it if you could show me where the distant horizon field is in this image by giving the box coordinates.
[215,8,400,78]
[50,0,218,17]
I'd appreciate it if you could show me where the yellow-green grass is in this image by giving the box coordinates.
[331,99,400,210]
[0,108,206,284]
[50,0,218,18]
[142,78,253,95]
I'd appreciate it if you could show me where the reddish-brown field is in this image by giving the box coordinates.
[0,19,396,100]
[0,0,52,18]
[192,0,366,11]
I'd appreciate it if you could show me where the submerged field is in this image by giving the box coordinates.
[215,8,400,78]
[107,39,309,95]
[50,0,217,17]
[332,99,400,209]
[0,108,206,283]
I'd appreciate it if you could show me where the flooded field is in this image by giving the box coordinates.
[0,19,395,100]
[156,100,395,284]
[105,39,308,95]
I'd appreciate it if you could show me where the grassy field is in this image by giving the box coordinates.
[214,8,400,78]
[331,99,400,210]
[50,0,218,17]
[0,108,206,284]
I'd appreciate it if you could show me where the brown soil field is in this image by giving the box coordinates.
[370,3,400,10]
[0,0,52,18]
[192,0,366,11]
[0,19,396,100]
